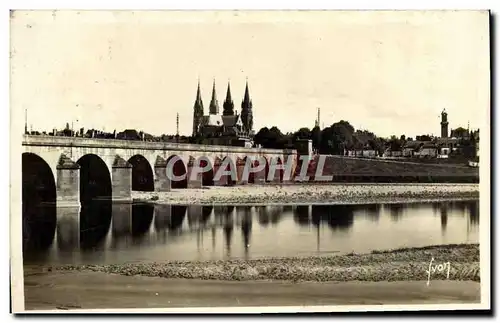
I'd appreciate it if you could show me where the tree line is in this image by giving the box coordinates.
[253,120,388,155]
[252,120,479,157]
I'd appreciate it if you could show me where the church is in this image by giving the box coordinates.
[192,79,255,147]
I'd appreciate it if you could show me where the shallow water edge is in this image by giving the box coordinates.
[131,183,480,205]
[50,243,480,283]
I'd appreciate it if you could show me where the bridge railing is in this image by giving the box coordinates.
[21,134,297,155]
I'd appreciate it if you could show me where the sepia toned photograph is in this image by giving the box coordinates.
[9,9,490,313]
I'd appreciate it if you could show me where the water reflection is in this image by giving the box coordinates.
[387,203,405,222]
[23,204,56,253]
[467,201,479,225]
[23,199,481,265]
[80,201,112,250]
[440,203,448,233]
[293,205,354,231]
[241,211,252,257]
[293,205,310,226]
[170,206,187,231]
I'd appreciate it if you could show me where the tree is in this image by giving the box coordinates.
[311,126,322,151]
[331,120,355,154]
[317,120,355,155]
[293,127,311,141]
[451,127,469,139]
[254,126,286,149]
[318,126,336,154]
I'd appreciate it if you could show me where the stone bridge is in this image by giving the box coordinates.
[22,135,298,208]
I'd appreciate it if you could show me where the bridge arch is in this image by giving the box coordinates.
[77,154,112,203]
[22,153,56,206]
[127,154,154,191]
[22,152,57,251]
[198,157,214,186]
[241,157,254,183]
[166,155,187,189]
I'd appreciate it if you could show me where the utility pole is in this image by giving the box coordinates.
[314,107,321,128]
[24,109,28,134]
[176,112,180,143]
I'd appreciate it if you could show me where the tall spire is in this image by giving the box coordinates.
[225,81,232,102]
[243,78,250,103]
[196,78,202,101]
[192,79,204,136]
[209,79,219,115]
[240,78,253,133]
[223,81,234,116]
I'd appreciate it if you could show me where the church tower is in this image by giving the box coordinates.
[440,109,449,138]
[192,80,204,136]
[209,79,219,115]
[240,80,254,133]
[222,81,235,116]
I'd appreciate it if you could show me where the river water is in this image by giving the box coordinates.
[22,199,479,265]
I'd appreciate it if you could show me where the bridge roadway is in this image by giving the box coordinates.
[21,135,298,208]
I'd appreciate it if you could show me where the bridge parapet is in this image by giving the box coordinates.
[22,134,296,156]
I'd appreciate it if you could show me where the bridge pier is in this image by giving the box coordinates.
[112,156,133,203]
[187,158,202,189]
[56,154,81,207]
[213,160,229,186]
[236,159,248,185]
[281,155,295,184]
[154,156,171,192]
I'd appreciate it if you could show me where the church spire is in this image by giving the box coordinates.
[196,79,202,104]
[192,79,204,136]
[209,79,219,115]
[243,78,250,104]
[223,81,234,116]
[225,81,233,102]
[240,78,253,133]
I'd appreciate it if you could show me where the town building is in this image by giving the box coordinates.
[414,143,438,158]
[192,79,254,147]
[402,141,424,157]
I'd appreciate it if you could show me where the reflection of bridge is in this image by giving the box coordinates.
[22,135,297,208]
[22,200,480,261]
[24,203,287,253]
[24,203,361,253]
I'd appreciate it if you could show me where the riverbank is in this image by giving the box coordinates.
[24,244,481,311]
[54,243,479,283]
[132,183,479,205]
[23,274,481,311]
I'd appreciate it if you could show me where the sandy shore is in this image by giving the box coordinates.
[23,273,481,311]
[132,183,479,205]
[53,244,480,283]
[23,244,481,311]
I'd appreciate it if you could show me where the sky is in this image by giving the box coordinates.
[10,10,490,139]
